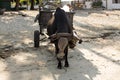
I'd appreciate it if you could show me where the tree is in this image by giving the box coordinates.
[14,0,20,11]
[13,0,61,10]
[30,0,35,10]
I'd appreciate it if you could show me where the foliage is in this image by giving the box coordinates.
[92,1,102,8]
[20,0,35,5]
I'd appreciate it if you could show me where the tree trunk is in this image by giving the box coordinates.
[30,0,35,10]
[15,0,19,11]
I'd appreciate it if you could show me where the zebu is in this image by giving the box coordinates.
[47,7,73,69]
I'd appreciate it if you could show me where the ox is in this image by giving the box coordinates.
[47,7,73,69]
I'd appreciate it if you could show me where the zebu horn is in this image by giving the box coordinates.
[56,33,72,37]
[50,33,72,38]
[49,33,72,42]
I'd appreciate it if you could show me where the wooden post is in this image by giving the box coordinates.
[106,0,108,9]
[30,0,35,10]
[26,0,29,10]
[39,0,43,7]
[15,0,20,10]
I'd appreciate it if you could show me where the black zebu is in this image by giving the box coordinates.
[47,7,73,69]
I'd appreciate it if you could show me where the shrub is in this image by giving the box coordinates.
[92,1,102,8]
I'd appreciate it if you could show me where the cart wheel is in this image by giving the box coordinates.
[34,30,40,47]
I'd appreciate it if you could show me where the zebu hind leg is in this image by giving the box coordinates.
[64,45,69,67]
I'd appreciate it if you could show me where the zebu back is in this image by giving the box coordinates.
[53,7,72,34]
[47,7,73,36]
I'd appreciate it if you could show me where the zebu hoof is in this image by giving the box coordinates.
[57,62,62,69]
[64,62,69,67]
[79,39,83,44]
[57,65,62,69]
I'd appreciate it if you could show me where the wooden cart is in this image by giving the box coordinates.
[34,9,75,47]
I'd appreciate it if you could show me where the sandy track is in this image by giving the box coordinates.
[0,10,120,80]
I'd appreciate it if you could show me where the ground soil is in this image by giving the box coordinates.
[0,9,120,80]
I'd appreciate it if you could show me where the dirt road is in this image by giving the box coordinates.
[0,10,120,80]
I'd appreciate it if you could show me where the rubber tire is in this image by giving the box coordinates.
[34,30,40,47]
